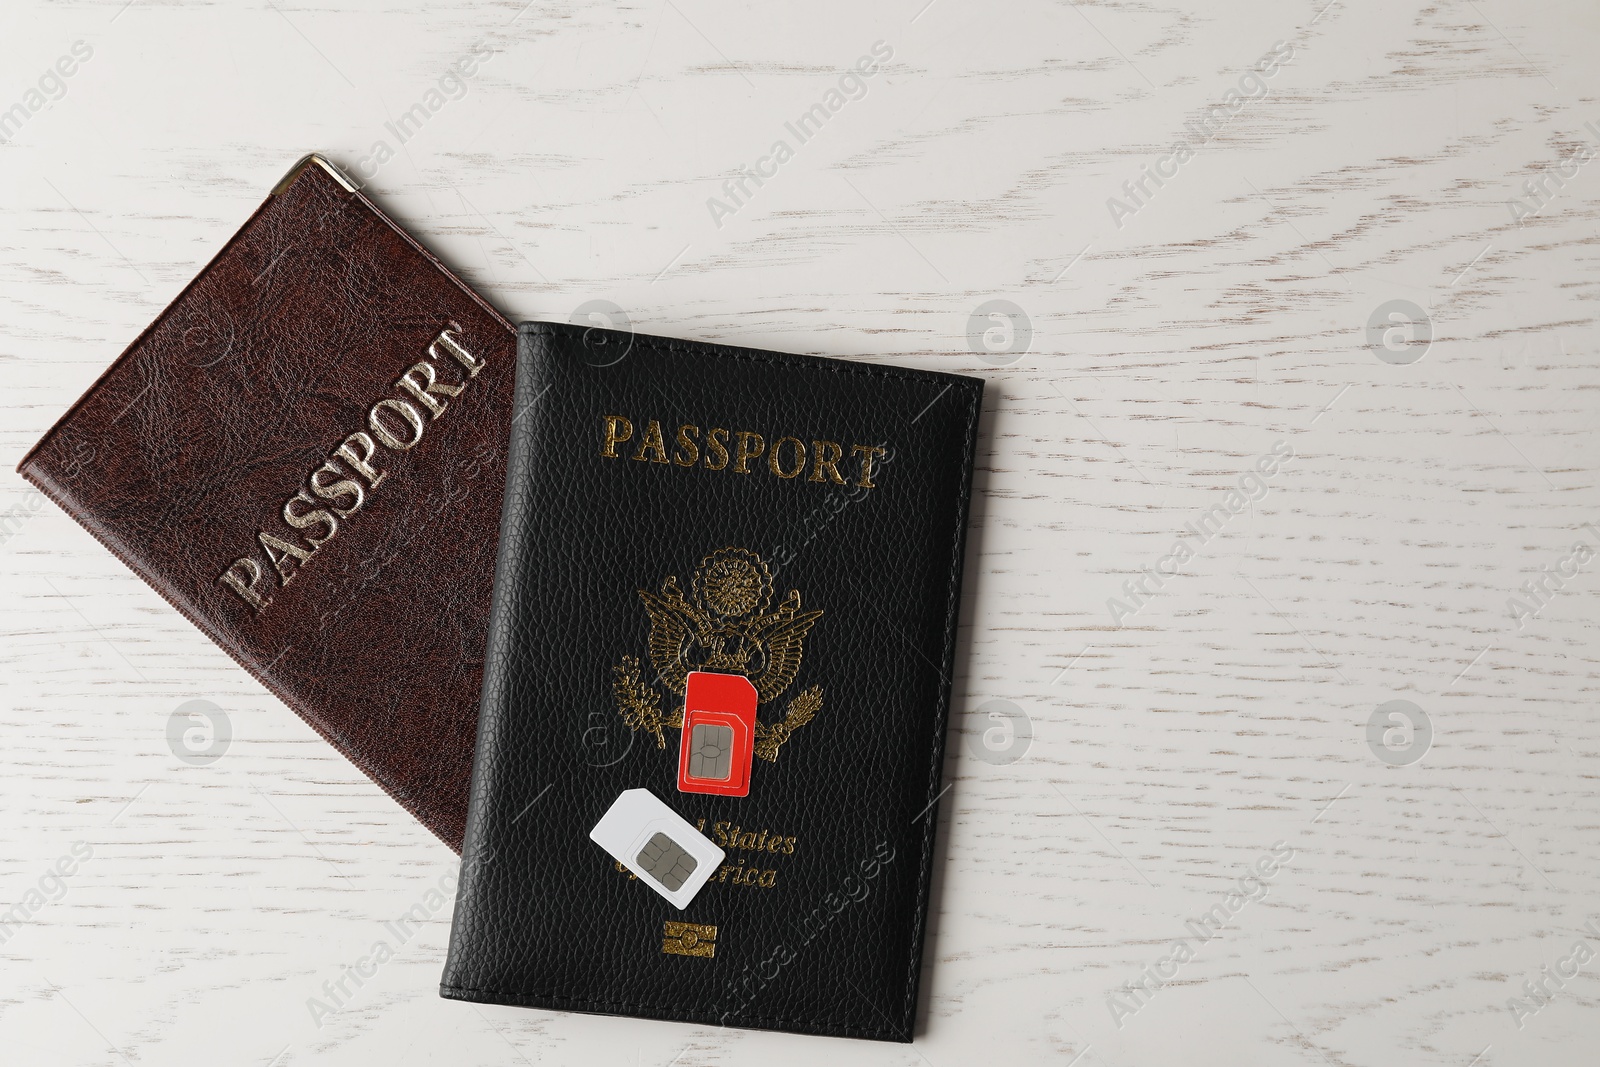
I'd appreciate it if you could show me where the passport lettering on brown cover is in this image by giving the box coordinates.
[17,155,516,850]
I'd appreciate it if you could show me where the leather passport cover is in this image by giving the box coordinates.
[440,321,982,1040]
[17,155,516,851]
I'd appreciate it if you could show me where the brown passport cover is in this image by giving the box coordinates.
[17,155,515,851]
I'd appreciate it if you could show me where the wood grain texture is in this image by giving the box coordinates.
[3,0,1598,1064]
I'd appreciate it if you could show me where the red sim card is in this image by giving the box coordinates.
[677,671,757,797]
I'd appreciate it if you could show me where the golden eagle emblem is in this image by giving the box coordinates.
[613,547,823,762]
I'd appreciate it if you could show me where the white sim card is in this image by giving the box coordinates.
[590,788,725,909]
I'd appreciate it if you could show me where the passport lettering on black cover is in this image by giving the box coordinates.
[441,321,983,1041]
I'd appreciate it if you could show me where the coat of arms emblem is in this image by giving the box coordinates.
[612,547,824,763]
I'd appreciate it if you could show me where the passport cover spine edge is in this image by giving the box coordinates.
[898,370,981,1041]
[447,324,553,901]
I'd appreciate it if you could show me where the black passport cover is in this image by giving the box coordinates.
[440,321,982,1041]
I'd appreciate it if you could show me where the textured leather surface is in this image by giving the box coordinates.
[16,157,516,851]
[440,321,982,1041]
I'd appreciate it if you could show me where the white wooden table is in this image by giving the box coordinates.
[3,1,1598,1063]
